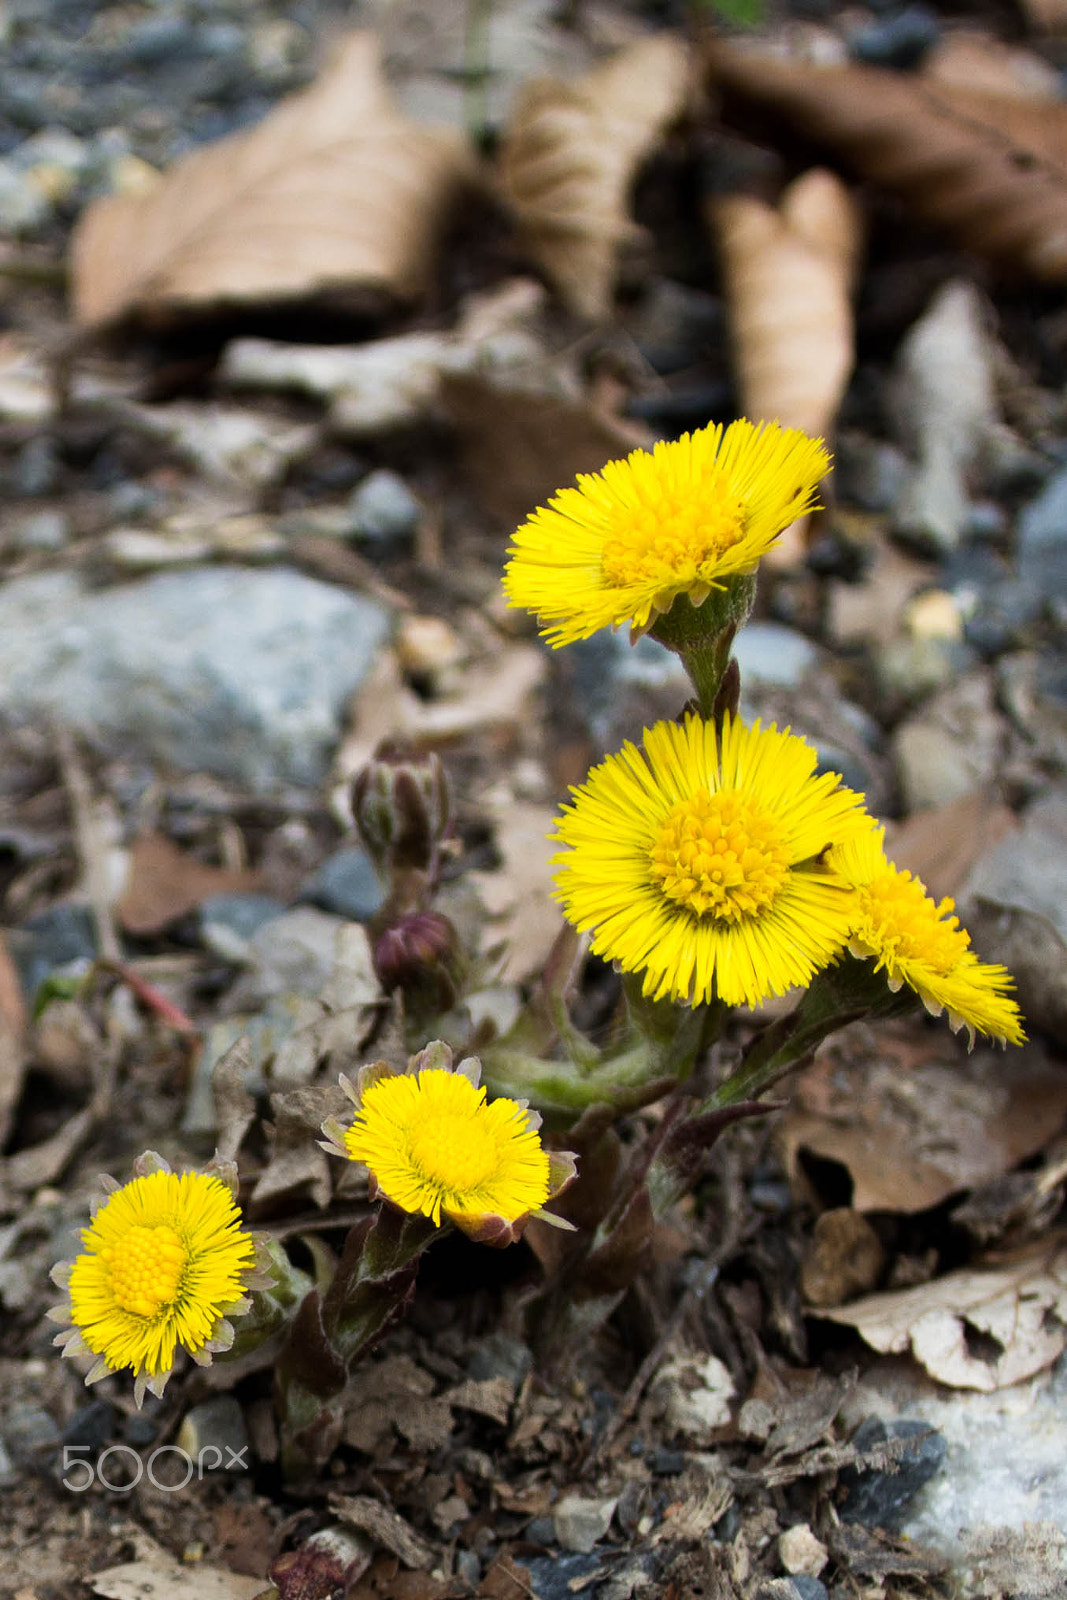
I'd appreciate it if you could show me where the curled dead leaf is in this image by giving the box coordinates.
[71,32,474,328]
[497,33,690,319]
[709,43,1067,281]
[778,1027,1067,1215]
[818,1237,1067,1391]
[711,168,862,440]
[710,167,862,564]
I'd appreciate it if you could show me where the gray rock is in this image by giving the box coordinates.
[11,125,90,178]
[873,635,974,714]
[0,1436,16,1488]
[523,1553,607,1600]
[0,160,50,231]
[1018,465,1067,602]
[838,1417,946,1531]
[8,902,97,999]
[891,672,1005,813]
[234,906,347,1005]
[755,1582,828,1600]
[734,623,819,688]
[850,4,940,66]
[467,1332,533,1389]
[5,1404,60,1466]
[10,434,59,496]
[181,1005,304,1137]
[11,509,69,552]
[176,1397,249,1472]
[627,279,724,375]
[299,847,384,922]
[844,1353,1067,1582]
[835,434,910,513]
[348,468,421,544]
[61,1400,117,1453]
[960,794,1067,1040]
[199,892,288,963]
[0,566,391,789]
[553,1494,617,1554]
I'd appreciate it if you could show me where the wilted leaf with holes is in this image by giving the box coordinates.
[71,32,474,328]
[819,1237,1067,1390]
[709,44,1067,281]
[497,34,690,319]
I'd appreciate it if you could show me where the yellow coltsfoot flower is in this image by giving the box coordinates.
[502,419,830,646]
[828,824,1026,1046]
[553,712,868,1009]
[49,1153,270,1406]
[321,1043,577,1246]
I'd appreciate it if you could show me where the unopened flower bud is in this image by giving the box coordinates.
[374,911,459,1011]
[352,742,451,875]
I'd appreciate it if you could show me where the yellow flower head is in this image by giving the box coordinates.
[553,713,868,1009]
[829,824,1026,1046]
[49,1154,268,1407]
[322,1043,577,1245]
[503,419,831,646]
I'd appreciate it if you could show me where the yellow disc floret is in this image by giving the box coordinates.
[343,1067,551,1228]
[650,790,789,921]
[600,472,747,597]
[101,1225,188,1319]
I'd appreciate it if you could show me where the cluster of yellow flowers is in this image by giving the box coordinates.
[504,418,1025,1047]
[50,415,1023,1407]
[51,1056,570,1398]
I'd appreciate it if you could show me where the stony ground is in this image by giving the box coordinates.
[3,1,1067,1598]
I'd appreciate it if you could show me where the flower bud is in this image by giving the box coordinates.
[352,741,451,875]
[374,911,459,1011]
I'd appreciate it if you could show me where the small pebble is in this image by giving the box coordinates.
[299,848,384,923]
[553,1494,617,1554]
[850,5,940,68]
[176,1396,249,1472]
[11,509,68,552]
[348,468,421,545]
[61,1400,117,1453]
[778,1523,828,1578]
[467,1332,532,1389]
[199,892,287,963]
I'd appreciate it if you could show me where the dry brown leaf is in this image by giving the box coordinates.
[778,1026,1067,1214]
[819,1236,1067,1390]
[251,1085,345,1216]
[884,791,1019,903]
[922,30,1062,100]
[329,1495,435,1571]
[710,44,1067,281]
[712,168,862,439]
[335,643,547,788]
[1018,0,1067,33]
[71,32,473,328]
[441,372,650,530]
[91,1558,263,1600]
[497,33,690,318]
[711,167,862,564]
[469,800,563,984]
[117,831,261,936]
